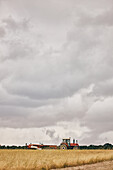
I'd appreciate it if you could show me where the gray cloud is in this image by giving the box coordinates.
[0,0,113,145]
[0,27,5,37]
[2,16,29,30]
[46,129,55,138]
[77,7,113,27]
[94,79,113,97]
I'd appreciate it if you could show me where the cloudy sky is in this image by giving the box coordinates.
[0,0,113,146]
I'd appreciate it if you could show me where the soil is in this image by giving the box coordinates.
[53,160,113,170]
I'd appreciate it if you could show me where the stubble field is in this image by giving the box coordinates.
[0,150,113,170]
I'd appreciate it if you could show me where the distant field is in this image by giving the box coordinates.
[0,150,113,170]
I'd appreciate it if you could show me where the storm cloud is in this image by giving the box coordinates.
[0,0,113,145]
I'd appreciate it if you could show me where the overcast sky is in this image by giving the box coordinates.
[0,0,113,146]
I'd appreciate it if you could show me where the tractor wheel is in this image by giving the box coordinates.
[73,146,78,150]
[60,144,67,150]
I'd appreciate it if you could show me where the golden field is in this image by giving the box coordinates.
[0,150,113,170]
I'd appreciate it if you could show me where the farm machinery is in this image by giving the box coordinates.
[27,138,79,150]
[27,143,57,150]
[60,138,79,150]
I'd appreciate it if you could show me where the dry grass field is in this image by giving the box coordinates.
[0,150,113,170]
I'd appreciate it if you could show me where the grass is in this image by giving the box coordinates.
[0,149,113,169]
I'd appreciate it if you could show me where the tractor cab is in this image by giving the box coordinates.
[62,138,70,146]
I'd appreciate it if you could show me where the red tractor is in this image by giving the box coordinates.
[27,138,79,150]
[60,138,79,150]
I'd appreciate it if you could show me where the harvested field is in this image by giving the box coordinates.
[0,150,113,169]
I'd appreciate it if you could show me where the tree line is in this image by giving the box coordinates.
[0,145,27,149]
[0,143,113,150]
[79,143,113,150]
